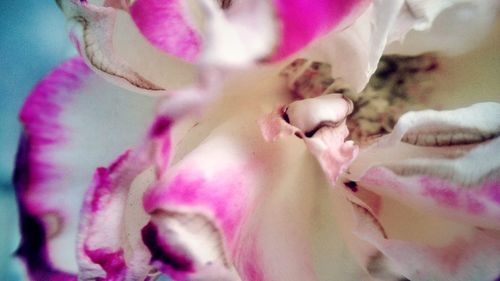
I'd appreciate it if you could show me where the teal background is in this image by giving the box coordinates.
[0,1,75,279]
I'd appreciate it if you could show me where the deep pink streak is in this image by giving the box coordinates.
[362,167,406,193]
[149,116,173,138]
[238,236,264,281]
[84,247,127,280]
[465,194,485,215]
[15,57,90,280]
[148,116,173,178]
[144,169,248,247]
[269,0,366,61]
[482,180,500,204]
[130,0,201,62]
[421,177,460,208]
[19,57,91,213]
[89,150,131,212]
[363,169,494,217]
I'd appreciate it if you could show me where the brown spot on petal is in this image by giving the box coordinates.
[42,213,62,239]
[402,130,500,147]
[74,14,164,91]
[366,252,411,281]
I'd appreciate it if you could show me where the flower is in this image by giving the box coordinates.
[14,0,500,281]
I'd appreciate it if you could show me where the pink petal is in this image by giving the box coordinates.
[350,103,500,228]
[129,0,201,62]
[15,57,155,279]
[142,73,378,279]
[128,0,369,67]
[78,150,148,280]
[143,116,316,280]
[268,0,369,61]
[78,113,180,280]
[143,108,357,280]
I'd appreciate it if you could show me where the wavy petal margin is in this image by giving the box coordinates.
[14,57,155,279]
[59,0,166,93]
[350,103,500,228]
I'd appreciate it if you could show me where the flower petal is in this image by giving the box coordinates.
[129,0,201,62]
[349,103,500,228]
[260,93,358,185]
[143,113,321,280]
[59,0,197,93]
[58,0,164,92]
[129,0,277,67]
[128,0,368,66]
[197,0,278,67]
[78,151,156,280]
[267,0,369,61]
[352,200,500,281]
[296,0,496,92]
[15,57,155,279]
[297,0,406,92]
[385,0,499,56]
[143,60,386,279]
[112,10,198,93]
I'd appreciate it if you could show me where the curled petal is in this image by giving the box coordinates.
[78,151,153,280]
[350,103,500,228]
[78,110,185,280]
[59,0,164,92]
[385,0,500,56]
[15,57,155,279]
[260,94,358,184]
[59,0,197,93]
[379,102,500,148]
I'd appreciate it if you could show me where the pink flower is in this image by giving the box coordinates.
[15,1,500,280]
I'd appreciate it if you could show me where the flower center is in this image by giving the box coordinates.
[281,55,439,143]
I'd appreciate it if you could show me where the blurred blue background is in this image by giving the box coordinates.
[0,1,75,279]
